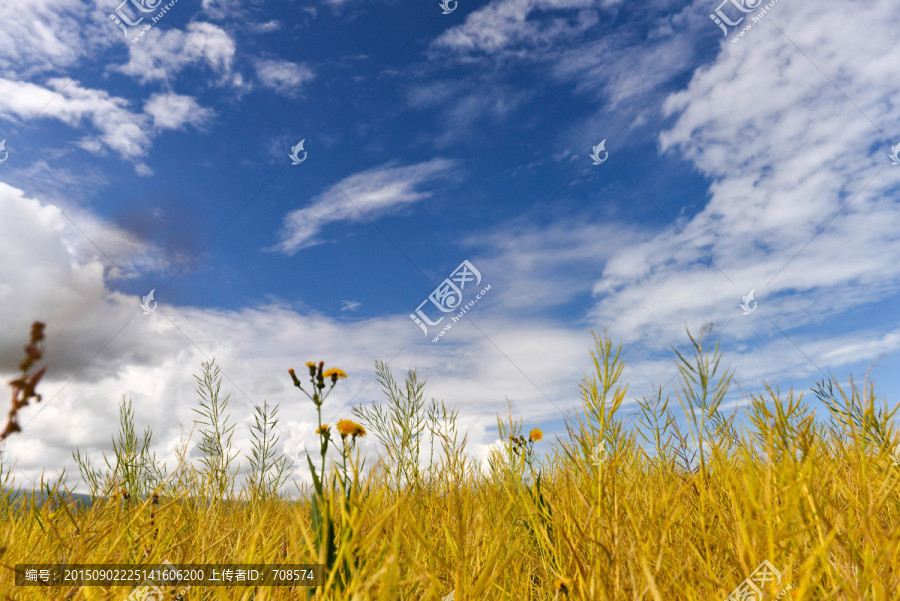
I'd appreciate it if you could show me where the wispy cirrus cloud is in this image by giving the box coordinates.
[268,158,458,255]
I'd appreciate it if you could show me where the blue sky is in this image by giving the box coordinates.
[1,0,899,492]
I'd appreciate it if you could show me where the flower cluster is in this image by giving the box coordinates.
[288,361,351,480]
[336,419,366,439]
[289,360,347,407]
[287,360,365,478]
[509,428,543,466]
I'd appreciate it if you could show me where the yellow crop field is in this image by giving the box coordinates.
[2,322,898,600]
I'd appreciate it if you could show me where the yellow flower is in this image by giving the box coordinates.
[306,361,316,376]
[336,419,366,438]
[554,578,570,594]
[323,368,348,383]
[529,428,543,442]
[316,424,330,435]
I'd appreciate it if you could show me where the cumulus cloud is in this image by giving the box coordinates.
[0,182,170,378]
[269,158,458,255]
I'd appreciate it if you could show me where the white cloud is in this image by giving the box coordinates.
[134,162,154,177]
[248,20,283,33]
[269,158,458,255]
[255,59,315,95]
[115,22,236,84]
[201,0,243,20]
[0,182,169,377]
[340,300,362,312]
[466,213,642,316]
[0,78,214,170]
[407,77,530,146]
[144,93,215,130]
[422,0,706,154]
[14,159,109,205]
[431,0,609,54]
[0,77,152,160]
[551,33,694,107]
[577,0,900,356]
[75,137,106,155]
[0,0,109,79]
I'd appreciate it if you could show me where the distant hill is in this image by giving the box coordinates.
[2,488,95,511]
[1,489,307,512]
